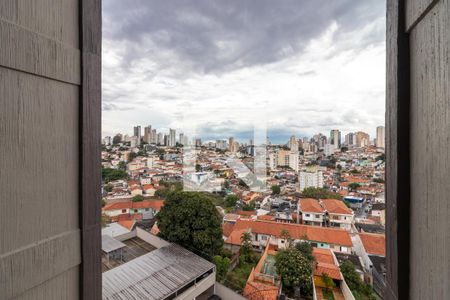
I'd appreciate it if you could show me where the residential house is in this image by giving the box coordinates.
[225,219,353,254]
[321,199,354,230]
[298,198,325,226]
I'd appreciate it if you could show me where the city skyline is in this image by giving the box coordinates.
[102,0,386,141]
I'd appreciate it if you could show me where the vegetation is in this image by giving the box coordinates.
[271,185,281,195]
[375,154,385,162]
[321,273,336,292]
[112,134,122,145]
[239,232,258,264]
[275,247,313,297]
[213,255,231,281]
[154,181,183,199]
[118,161,127,171]
[373,178,385,183]
[156,191,223,257]
[224,194,239,208]
[295,242,314,263]
[102,167,127,183]
[322,287,335,300]
[242,202,256,211]
[348,182,361,192]
[224,232,259,292]
[225,261,255,292]
[340,261,376,300]
[128,152,138,162]
[301,187,342,200]
[132,194,144,202]
[104,183,113,193]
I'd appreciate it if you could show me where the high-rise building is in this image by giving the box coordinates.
[169,129,176,147]
[179,133,184,145]
[345,132,355,146]
[157,133,164,145]
[355,131,370,147]
[228,137,235,152]
[299,170,324,192]
[195,138,202,147]
[376,126,385,148]
[103,136,112,145]
[133,125,141,146]
[151,129,157,144]
[330,129,341,149]
[144,125,152,143]
[288,135,299,152]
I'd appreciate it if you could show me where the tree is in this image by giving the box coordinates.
[118,161,127,171]
[224,194,239,208]
[112,134,122,145]
[102,168,127,183]
[156,191,223,257]
[132,194,144,202]
[340,261,376,300]
[301,187,342,200]
[213,255,231,281]
[321,273,336,292]
[195,164,202,172]
[271,185,281,195]
[240,231,257,264]
[348,182,360,192]
[295,242,314,263]
[242,202,255,211]
[104,184,113,193]
[128,152,137,162]
[275,248,313,296]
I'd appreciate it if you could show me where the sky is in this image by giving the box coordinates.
[102,0,386,144]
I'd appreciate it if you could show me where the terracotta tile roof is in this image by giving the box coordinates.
[228,219,352,247]
[244,281,279,300]
[236,210,257,217]
[222,222,235,238]
[118,220,135,231]
[225,228,247,246]
[359,233,386,256]
[313,248,342,280]
[103,200,164,211]
[299,198,325,213]
[258,215,276,221]
[321,199,353,215]
[142,184,155,190]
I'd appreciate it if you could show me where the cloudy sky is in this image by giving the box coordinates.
[102,0,386,143]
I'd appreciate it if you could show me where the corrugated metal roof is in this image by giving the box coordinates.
[102,244,215,299]
[102,235,126,253]
[102,222,131,238]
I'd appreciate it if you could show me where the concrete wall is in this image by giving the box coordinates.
[408,0,450,298]
[214,282,247,300]
[0,1,101,299]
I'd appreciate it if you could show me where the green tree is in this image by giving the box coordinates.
[195,164,202,172]
[112,134,122,145]
[295,242,314,263]
[104,184,113,193]
[348,182,361,192]
[242,202,255,211]
[340,261,376,300]
[128,152,138,162]
[213,255,231,281]
[321,273,336,292]
[240,231,257,264]
[132,194,144,202]
[224,194,239,208]
[102,168,127,183]
[271,185,281,195]
[301,187,342,200]
[118,161,127,171]
[275,248,313,296]
[156,191,223,257]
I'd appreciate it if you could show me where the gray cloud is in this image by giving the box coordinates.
[103,0,385,74]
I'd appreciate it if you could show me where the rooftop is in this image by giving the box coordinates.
[102,237,157,272]
[102,243,215,300]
